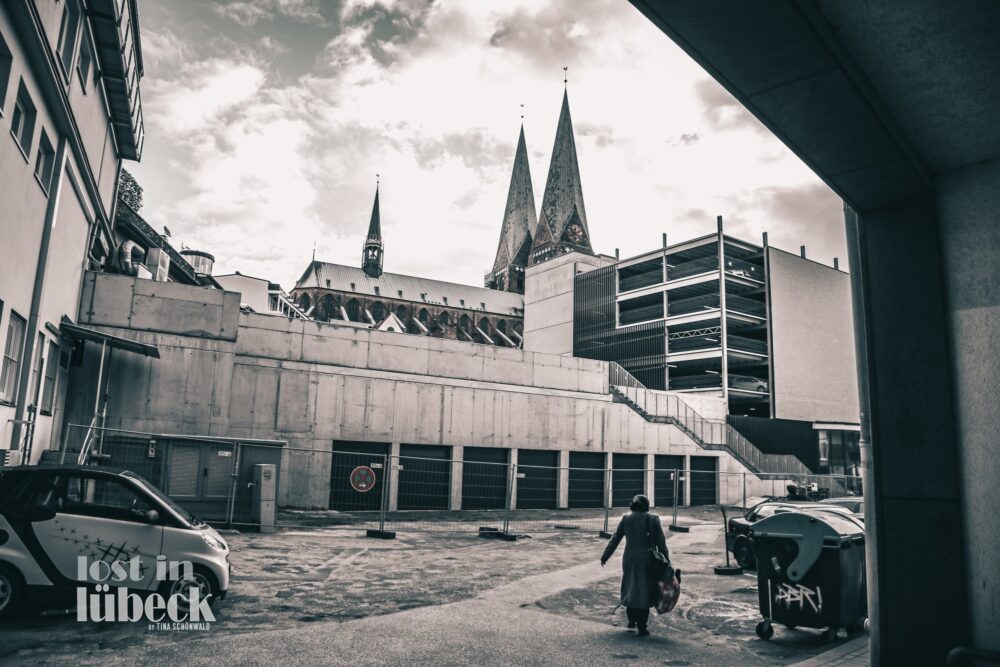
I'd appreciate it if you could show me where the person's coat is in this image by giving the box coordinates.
[601,511,669,609]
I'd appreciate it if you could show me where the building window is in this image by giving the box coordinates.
[56,1,81,79]
[10,80,36,157]
[40,340,59,414]
[76,35,94,92]
[0,32,12,116]
[34,129,55,194]
[0,311,27,404]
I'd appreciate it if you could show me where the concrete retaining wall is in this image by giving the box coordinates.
[65,272,766,509]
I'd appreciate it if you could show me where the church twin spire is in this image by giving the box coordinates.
[357,80,591,290]
[488,82,593,292]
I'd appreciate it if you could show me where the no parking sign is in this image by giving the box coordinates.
[350,465,376,492]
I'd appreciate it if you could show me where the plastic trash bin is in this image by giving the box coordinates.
[750,510,866,642]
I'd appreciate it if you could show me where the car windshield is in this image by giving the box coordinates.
[123,472,202,527]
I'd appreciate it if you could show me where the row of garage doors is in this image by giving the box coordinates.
[329,442,719,511]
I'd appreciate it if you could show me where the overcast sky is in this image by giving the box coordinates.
[130,0,847,290]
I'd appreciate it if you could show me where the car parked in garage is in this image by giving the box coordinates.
[0,465,230,620]
[728,375,768,392]
[726,499,859,569]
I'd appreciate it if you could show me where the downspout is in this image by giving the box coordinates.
[10,135,69,459]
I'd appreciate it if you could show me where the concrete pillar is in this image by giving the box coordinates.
[449,445,463,511]
[387,442,400,511]
[557,450,570,509]
[845,203,969,664]
[508,448,518,510]
[644,453,656,506]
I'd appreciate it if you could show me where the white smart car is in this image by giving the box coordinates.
[0,465,230,619]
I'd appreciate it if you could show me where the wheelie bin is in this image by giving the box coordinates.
[750,510,866,642]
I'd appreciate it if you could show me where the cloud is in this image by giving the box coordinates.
[212,0,326,27]
[132,0,846,291]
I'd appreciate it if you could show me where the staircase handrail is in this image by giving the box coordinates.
[607,362,811,476]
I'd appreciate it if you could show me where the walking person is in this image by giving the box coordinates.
[600,494,668,636]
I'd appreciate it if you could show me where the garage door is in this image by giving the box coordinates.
[516,449,558,509]
[330,441,388,511]
[612,453,645,507]
[398,444,451,510]
[689,456,718,506]
[568,452,605,508]
[654,455,685,507]
[462,447,508,510]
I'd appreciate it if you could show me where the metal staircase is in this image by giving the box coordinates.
[608,362,811,477]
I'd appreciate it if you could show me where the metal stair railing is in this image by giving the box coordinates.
[607,362,811,477]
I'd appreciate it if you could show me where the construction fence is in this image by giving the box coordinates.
[45,426,862,535]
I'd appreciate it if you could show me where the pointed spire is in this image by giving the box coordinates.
[529,84,592,265]
[488,124,537,293]
[367,177,382,241]
[362,179,384,278]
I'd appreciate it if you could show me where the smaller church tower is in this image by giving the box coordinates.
[362,183,383,278]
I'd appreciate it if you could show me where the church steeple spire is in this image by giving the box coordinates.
[529,84,592,265]
[487,124,537,294]
[362,180,383,278]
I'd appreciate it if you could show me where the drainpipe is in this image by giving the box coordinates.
[10,136,68,458]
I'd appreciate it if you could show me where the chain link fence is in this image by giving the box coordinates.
[44,426,862,535]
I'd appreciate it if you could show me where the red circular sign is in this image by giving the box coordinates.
[350,465,376,493]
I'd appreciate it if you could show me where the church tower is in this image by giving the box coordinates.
[361,183,383,278]
[486,125,537,294]
[529,87,593,265]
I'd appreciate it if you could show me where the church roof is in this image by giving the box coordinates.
[294,261,524,316]
[491,125,537,274]
[530,89,593,261]
[366,185,382,242]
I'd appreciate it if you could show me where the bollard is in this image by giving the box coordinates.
[742,471,747,510]
[251,464,276,534]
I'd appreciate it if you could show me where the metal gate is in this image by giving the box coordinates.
[330,441,389,511]
[461,447,507,510]
[164,441,236,520]
[690,455,719,506]
[398,444,451,510]
[568,452,605,508]
[611,453,645,507]
[516,449,558,509]
[654,455,685,507]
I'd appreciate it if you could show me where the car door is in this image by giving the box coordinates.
[29,473,164,590]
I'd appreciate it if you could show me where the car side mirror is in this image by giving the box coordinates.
[27,505,56,522]
[144,509,160,523]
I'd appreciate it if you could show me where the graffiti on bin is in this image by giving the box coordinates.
[774,582,823,614]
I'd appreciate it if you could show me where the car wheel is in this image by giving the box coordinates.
[733,536,756,569]
[0,564,26,621]
[160,566,220,608]
[756,385,766,392]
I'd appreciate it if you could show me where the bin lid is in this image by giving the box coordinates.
[752,508,864,540]
[750,510,864,583]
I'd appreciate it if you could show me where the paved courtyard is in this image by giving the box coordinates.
[0,507,865,666]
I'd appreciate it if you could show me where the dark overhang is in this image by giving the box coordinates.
[628,1,1000,212]
[60,319,160,358]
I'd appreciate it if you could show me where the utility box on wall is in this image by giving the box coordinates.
[252,464,277,533]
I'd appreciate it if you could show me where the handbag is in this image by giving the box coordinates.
[645,513,673,581]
